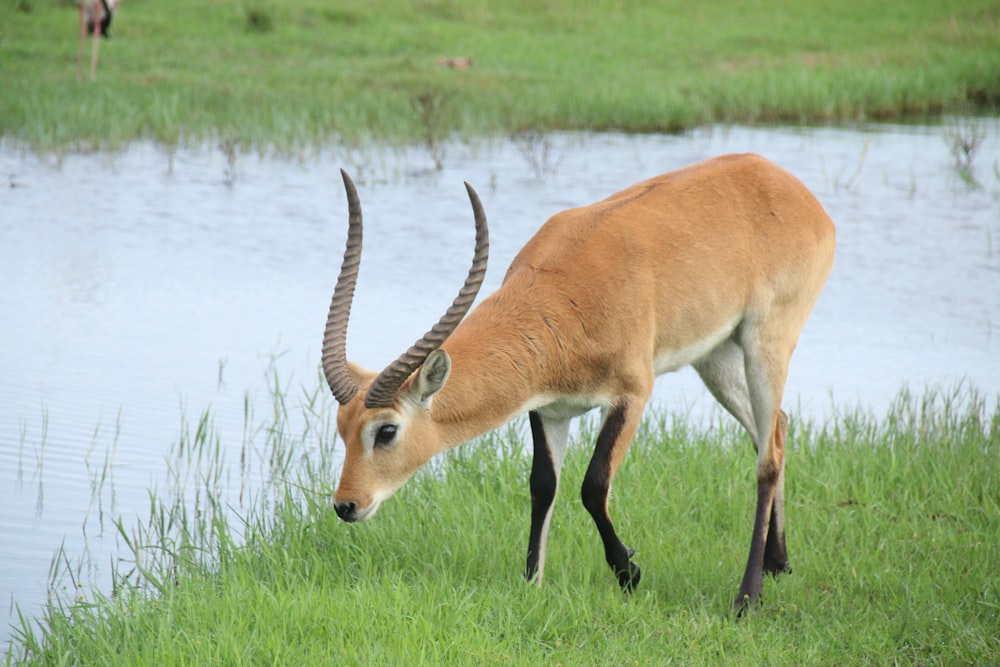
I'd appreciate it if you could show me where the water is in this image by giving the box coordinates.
[2,122,998,647]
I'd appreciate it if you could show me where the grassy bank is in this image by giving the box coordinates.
[7,384,998,666]
[2,0,999,152]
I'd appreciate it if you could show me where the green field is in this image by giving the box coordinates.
[7,383,998,666]
[2,0,999,152]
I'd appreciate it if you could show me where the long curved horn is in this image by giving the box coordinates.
[364,182,490,409]
[321,169,364,405]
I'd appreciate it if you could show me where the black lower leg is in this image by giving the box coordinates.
[763,535,790,577]
[763,411,791,577]
[581,402,640,592]
[763,512,791,577]
[734,474,776,615]
[525,411,557,581]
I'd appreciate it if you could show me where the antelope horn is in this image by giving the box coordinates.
[364,182,490,409]
[321,169,364,405]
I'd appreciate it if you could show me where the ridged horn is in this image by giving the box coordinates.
[364,182,490,409]
[321,169,364,405]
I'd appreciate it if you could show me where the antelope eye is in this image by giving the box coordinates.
[374,424,398,447]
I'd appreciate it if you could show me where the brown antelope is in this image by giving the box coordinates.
[321,154,835,613]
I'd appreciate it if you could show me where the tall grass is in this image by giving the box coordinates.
[6,380,998,666]
[2,0,999,153]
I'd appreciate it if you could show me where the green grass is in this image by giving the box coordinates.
[7,382,998,666]
[2,0,999,152]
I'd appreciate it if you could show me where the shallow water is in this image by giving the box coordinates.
[2,121,999,645]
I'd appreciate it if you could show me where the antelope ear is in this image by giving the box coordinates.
[407,349,451,407]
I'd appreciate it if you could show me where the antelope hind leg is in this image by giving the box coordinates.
[762,410,792,578]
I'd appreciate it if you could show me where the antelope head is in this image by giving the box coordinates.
[321,170,489,522]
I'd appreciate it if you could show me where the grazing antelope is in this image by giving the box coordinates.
[322,154,835,613]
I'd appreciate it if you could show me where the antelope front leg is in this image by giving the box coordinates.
[581,400,643,591]
[524,412,569,585]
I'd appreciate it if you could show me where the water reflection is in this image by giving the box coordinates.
[1,121,998,645]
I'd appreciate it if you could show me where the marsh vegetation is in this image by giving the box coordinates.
[2,0,999,152]
[7,381,998,665]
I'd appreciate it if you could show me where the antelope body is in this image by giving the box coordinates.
[322,153,835,612]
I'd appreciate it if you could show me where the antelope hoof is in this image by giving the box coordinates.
[733,590,762,618]
[763,558,792,579]
[615,555,641,592]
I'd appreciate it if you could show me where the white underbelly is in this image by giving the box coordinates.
[652,317,740,375]
[523,393,611,420]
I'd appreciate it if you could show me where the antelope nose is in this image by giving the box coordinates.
[335,501,358,522]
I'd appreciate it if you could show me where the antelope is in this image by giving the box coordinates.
[321,154,835,613]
